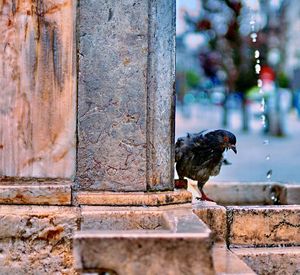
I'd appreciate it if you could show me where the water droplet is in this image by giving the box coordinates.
[255,50,260,58]
[271,195,276,201]
[251,32,257,42]
[263,139,269,145]
[261,115,266,126]
[266,154,270,160]
[250,19,255,25]
[256,59,260,64]
[266,169,272,179]
[258,79,263,87]
[260,98,265,111]
[255,64,261,74]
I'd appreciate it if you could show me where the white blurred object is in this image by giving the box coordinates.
[184,33,206,50]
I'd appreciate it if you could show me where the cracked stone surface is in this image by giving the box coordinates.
[232,247,300,275]
[0,206,79,275]
[193,202,227,242]
[227,205,300,247]
[77,0,175,192]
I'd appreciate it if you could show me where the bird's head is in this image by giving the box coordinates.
[214,130,237,154]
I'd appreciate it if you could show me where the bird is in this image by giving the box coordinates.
[175,129,237,201]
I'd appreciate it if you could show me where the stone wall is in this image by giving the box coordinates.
[0,206,79,274]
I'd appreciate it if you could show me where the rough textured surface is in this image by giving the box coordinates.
[75,234,213,275]
[0,205,79,274]
[204,182,285,205]
[77,0,175,192]
[81,209,169,231]
[213,244,255,275]
[146,0,175,191]
[193,202,227,242]
[74,208,214,275]
[282,184,300,205]
[228,205,300,247]
[76,190,192,206]
[0,179,71,205]
[0,0,76,178]
[232,247,300,275]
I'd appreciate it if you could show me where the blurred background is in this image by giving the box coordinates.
[175,0,300,183]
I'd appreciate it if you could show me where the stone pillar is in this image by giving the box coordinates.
[77,0,175,192]
[0,0,76,205]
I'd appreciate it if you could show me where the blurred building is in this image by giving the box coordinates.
[284,0,300,75]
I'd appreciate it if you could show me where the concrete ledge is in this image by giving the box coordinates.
[204,181,285,205]
[201,181,300,205]
[232,247,300,275]
[76,190,192,206]
[213,244,255,275]
[0,179,72,205]
[281,184,300,204]
[193,202,227,242]
[228,205,300,247]
[74,208,213,275]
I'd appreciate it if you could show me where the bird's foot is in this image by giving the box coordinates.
[174,179,188,189]
[196,192,215,202]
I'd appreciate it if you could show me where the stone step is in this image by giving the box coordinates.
[213,244,255,275]
[228,205,300,247]
[193,202,227,243]
[231,247,300,275]
[0,205,79,274]
[202,181,300,205]
[74,206,215,275]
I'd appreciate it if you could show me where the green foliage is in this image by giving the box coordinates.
[277,71,290,88]
[186,70,200,88]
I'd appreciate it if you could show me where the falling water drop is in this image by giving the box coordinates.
[255,50,260,58]
[255,64,261,74]
[260,98,265,111]
[250,32,257,42]
[266,169,272,179]
[263,139,269,145]
[266,154,270,160]
[256,59,260,64]
[261,114,266,126]
[258,79,263,87]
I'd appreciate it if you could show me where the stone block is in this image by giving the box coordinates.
[77,0,175,192]
[76,190,192,206]
[282,184,300,205]
[0,0,76,178]
[232,247,300,275]
[213,244,255,275]
[0,206,79,274]
[81,208,169,231]
[228,205,300,247]
[193,202,227,242]
[0,179,71,205]
[74,208,214,275]
[204,181,284,205]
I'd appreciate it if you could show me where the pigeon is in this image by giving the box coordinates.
[175,129,237,201]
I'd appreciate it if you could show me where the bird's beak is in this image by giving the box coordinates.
[231,145,237,154]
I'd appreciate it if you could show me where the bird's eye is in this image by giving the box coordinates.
[223,136,229,143]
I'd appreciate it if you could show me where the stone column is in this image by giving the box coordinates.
[0,0,76,205]
[77,0,175,192]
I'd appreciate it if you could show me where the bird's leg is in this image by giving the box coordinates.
[174,177,188,189]
[196,181,215,202]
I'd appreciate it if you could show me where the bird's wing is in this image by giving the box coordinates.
[175,131,207,162]
[175,137,188,162]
